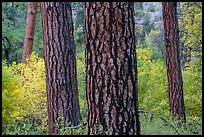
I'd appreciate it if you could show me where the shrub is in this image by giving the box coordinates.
[137,48,202,121]
[58,122,87,135]
[137,48,169,116]
[10,52,47,133]
[2,62,25,125]
[2,119,40,135]
[182,59,202,120]
[139,110,202,135]
[2,48,201,135]
[76,50,87,121]
[147,4,155,12]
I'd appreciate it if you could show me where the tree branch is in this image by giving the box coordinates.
[138,110,180,135]
[193,2,202,9]
[178,29,202,44]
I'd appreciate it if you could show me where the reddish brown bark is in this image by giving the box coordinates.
[85,2,140,135]
[41,2,81,135]
[162,2,186,125]
[22,2,38,64]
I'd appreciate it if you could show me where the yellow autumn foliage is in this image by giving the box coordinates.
[9,53,47,133]
[2,65,26,124]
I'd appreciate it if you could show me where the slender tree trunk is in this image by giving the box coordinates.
[180,43,185,71]
[162,2,186,125]
[11,2,15,29]
[22,2,38,64]
[85,2,140,135]
[41,2,81,135]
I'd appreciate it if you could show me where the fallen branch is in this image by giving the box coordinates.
[66,122,87,129]
[138,110,180,135]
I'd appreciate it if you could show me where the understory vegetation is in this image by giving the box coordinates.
[2,49,202,135]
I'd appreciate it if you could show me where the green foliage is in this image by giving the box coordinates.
[182,60,202,120]
[134,2,156,48]
[147,4,155,12]
[143,14,155,36]
[134,2,143,16]
[76,50,87,120]
[179,2,202,66]
[137,48,202,121]
[72,2,84,52]
[2,2,202,135]
[2,2,43,64]
[145,29,165,60]
[137,48,169,116]
[140,113,179,135]
[58,123,87,135]
[139,111,202,135]
[2,2,26,63]
[2,119,41,135]
[2,44,201,135]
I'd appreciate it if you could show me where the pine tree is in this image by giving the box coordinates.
[162,2,186,125]
[22,2,38,64]
[41,2,81,134]
[84,2,140,135]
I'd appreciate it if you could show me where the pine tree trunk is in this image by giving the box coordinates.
[22,2,38,64]
[40,2,81,135]
[162,2,186,125]
[85,2,140,135]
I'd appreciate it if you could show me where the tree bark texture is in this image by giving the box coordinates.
[85,2,140,135]
[40,2,81,135]
[162,2,186,124]
[22,2,38,64]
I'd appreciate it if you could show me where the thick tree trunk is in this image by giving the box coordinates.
[22,2,38,64]
[162,2,186,125]
[85,2,140,135]
[41,2,81,135]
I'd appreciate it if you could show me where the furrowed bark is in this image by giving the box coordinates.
[41,2,81,135]
[162,2,186,125]
[85,2,140,135]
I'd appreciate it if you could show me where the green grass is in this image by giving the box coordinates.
[139,110,202,135]
[2,109,202,135]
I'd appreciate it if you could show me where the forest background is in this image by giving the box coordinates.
[2,2,202,135]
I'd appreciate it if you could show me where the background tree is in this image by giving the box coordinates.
[71,2,84,52]
[162,2,186,125]
[134,2,165,61]
[85,2,140,135]
[22,2,38,64]
[2,2,43,64]
[134,2,155,48]
[40,2,81,134]
[2,2,26,64]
